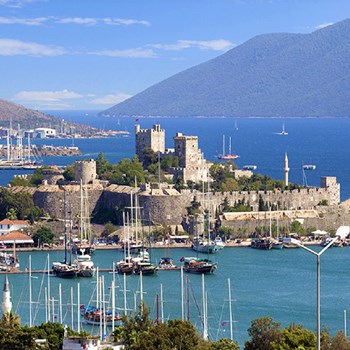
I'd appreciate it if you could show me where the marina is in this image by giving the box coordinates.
[4,245,350,347]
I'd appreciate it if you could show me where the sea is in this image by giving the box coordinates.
[2,111,350,346]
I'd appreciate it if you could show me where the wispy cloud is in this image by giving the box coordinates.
[0,15,150,26]
[102,18,150,26]
[14,89,82,102]
[151,39,234,52]
[0,16,48,25]
[89,92,132,105]
[90,48,156,58]
[0,0,43,8]
[0,38,65,56]
[315,22,333,30]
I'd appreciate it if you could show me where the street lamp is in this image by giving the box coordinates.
[286,226,349,350]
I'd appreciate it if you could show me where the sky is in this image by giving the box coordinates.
[0,0,350,112]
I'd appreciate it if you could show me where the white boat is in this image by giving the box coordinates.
[303,164,316,170]
[277,123,288,136]
[192,238,219,254]
[214,236,225,250]
[243,165,257,170]
[73,181,96,277]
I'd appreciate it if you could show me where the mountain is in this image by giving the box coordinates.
[102,19,350,118]
[0,99,96,134]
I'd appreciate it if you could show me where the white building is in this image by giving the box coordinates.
[34,128,57,138]
[0,219,29,236]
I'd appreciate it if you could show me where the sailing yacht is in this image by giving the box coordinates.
[277,123,288,136]
[216,135,239,160]
[52,192,78,278]
[72,181,95,277]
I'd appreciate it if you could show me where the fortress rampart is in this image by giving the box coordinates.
[31,176,341,229]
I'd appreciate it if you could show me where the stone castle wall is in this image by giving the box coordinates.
[32,177,342,229]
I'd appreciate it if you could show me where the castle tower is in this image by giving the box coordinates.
[2,275,12,314]
[284,152,289,187]
[135,124,165,161]
[173,133,203,183]
[75,159,96,184]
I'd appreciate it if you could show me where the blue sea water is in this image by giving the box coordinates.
[1,111,350,200]
[9,246,350,347]
[2,112,350,345]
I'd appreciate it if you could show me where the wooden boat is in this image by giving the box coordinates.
[116,259,134,275]
[133,262,158,275]
[83,308,122,326]
[182,257,217,274]
[52,262,78,278]
[251,238,273,250]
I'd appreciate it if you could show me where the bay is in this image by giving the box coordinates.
[2,111,350,201]
[7,246,350,347]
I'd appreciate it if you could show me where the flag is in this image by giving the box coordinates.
[180,257,184,262]
[135,118,139,122]
[221,321,228,326]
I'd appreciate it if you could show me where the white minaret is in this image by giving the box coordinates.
[2,275,12,314]
[284,152,289,187]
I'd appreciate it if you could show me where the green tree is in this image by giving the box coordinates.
[101,221,117,238]
[9,176,32,187]
[187,196,201,215]
[211,338,240,350]
[6,207,18,220]
[63,164,76,181]
[244,317,282,350]
[32,227,54,247]
[161,155,179,170]
[142,147,158,168]
[273,323,316,350]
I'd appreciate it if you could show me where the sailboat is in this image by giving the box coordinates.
[0,128,41,169]
[52,191,78,278]
[216,135,239,160]
[276,123,288,136]
[192,211,219,254]
[72,181,96,277]
[116,212,134,275]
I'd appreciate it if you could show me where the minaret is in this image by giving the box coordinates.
[284,152,289,187]
[2,274,12,314]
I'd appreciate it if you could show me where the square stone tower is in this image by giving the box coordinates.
[135,124,165,161]
[174,133,204,183]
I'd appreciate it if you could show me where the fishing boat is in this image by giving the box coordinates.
[216,135,239,160]
[182,257,217,274]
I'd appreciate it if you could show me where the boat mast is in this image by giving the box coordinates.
[228,278,233,341]
[229,136,232,155]
[222,135,225,155]
[29,255,32,327]
[202,274,208,340]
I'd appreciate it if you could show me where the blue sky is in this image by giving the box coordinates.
[0,0,349,111]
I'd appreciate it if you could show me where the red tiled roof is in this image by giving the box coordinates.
[0,219,29,225]
[0,231,33,243]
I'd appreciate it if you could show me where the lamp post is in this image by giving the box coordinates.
[289,230,347,350]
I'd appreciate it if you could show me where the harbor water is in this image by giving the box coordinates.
[9,245,350,346]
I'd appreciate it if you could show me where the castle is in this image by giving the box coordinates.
[11,123,347,234]
[135,124,210,183]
